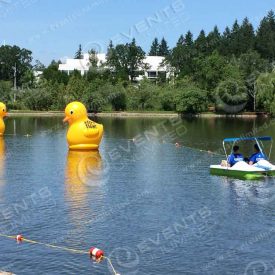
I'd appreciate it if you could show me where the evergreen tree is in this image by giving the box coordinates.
[106,40,115,61]
[167,31,195,77]
[256,10,275,60]
[158,38,170,56]
[74,44,83,59]
[177,35,185,46]
[232,20,240,33]
[221,19,254,57]
[239,17,255,53]
[223,26,231,39]
[108,40,114,49]
[128,39,146,81]
[229,20,244,56]
[184,31,194,47]
[195,30,208,54]
[149,38,159,56]
[206,26,221,53]
[220,26,232,55]
[33,60,45,71]
[166,35,185,75]
[269,10,275,29]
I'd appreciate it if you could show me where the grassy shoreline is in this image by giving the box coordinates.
[7,110,267,118]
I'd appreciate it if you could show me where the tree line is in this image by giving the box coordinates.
[1,10,275,114]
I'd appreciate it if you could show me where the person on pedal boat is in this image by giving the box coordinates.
[227,145,244,167]
[249,144,266,165]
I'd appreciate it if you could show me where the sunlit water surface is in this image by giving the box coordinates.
[0,116,274,274]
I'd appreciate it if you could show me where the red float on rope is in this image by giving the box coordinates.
[16,235,23,242]
[89,247,104,260]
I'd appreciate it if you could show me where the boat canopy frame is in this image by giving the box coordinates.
[222,136,273,161]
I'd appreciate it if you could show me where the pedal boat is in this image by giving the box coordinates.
[210,136,275,180]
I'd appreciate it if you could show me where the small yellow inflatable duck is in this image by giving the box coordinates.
[63,101,103,150]
[0,102,7,136]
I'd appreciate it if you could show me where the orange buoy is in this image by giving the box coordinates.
[16,235,23,242]
[90,247,104,260]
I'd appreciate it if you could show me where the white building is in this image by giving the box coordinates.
[58,53,106,75]
[134,55,169,81]
[58,53,171,80]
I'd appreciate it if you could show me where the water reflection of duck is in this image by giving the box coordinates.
[0,138,6,189]
[65,150,102,187]
[63,102,103,150]
[65,150,103,224]
[0,102,7,136]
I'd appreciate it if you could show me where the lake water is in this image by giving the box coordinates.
[0,116,275,275]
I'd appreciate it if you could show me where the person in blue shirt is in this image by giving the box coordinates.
[227,145,244,167]
[249,144,266,165]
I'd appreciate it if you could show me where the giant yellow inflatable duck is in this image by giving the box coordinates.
[0,102,7,136]
[63,101,103,150]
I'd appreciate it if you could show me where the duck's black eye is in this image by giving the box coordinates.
[70,110,73,115]
[2,109,4,112]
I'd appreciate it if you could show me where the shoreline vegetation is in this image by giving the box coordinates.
[1,11,275,116]
[8,110,266,118]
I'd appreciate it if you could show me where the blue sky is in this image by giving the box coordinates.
[0,0,274,65]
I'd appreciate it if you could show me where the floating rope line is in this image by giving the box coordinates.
[4,134,32,137]
[175,143,224,156]
[104,256,120,275]
[0,233,120,275]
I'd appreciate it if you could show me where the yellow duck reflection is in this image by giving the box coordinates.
[65,150,104,225]
[0,138,6,189]
[65,150,103,199]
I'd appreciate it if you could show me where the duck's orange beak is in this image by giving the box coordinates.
[4,112,8,117]
[63,116,70,123]
[1,112,7,118]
